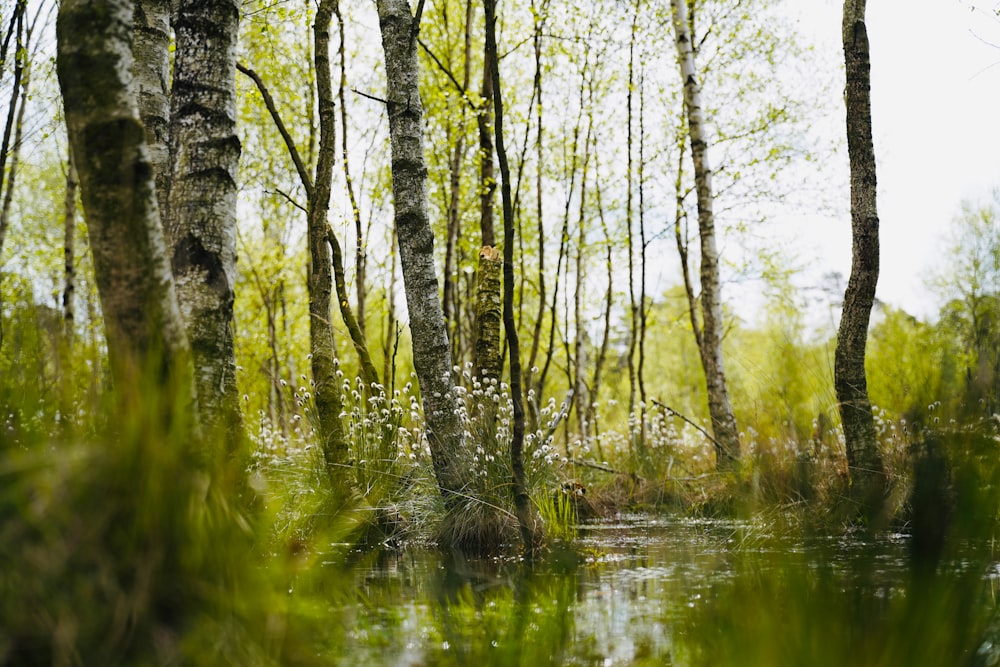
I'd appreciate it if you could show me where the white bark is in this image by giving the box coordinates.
[377,0,472,497]
[132,0,172,216]
[57,0,190,389]
[167,0,243,437]
[671,0,740,468]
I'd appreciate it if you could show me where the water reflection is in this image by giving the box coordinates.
[316,514,998,666]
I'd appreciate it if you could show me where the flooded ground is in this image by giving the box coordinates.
[294,514,997,666]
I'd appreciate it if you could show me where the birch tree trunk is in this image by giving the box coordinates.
[132,0,172,216]
[167,0,243,439]
[671,0,740,469]
[377,0,472,498]
[57,0,191,394]
[837,0,885,509]
[523,6,546,431]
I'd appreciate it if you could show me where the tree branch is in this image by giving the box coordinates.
[418,37,476,108]
[237,62,315,199]
[352,88,389,105]
[651,399,724,452]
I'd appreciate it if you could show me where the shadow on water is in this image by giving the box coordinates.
[306,510,1000,666]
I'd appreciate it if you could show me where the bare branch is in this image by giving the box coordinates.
[237,62,315,199]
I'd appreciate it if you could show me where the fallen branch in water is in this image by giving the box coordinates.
[567,458,643,482]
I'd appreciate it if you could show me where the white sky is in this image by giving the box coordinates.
[781,0,1000,320]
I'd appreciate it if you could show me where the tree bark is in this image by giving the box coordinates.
[573,104,593,440]
[0,3,25,278]
[671,0,740,469]
[474,245,503,382]
[484,0,540,553]
[477,43,496,249]
[637,71,648,447]
[587,151,613,448]
[63,153,79,338]
[309,0,349,468]
[523,4,546,431]
[626,0,639,424]
[57,0,191,393]
[377,0,472,498]
[167,0,243,440]
[132,0,172,217]
[437,0,473,358]
[837,0,885,508]
[334,1,369,341]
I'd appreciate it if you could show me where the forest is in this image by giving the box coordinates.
[1,0,999,664]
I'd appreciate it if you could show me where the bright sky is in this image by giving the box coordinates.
[785,0,1000,320]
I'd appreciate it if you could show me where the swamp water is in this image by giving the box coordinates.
[294,514,1000,666]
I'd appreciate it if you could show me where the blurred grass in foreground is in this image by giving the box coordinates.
[2,361,999,666]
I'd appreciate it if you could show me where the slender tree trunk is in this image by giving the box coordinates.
[383,225,400,392]
[484,0,539,553]
[377,0,472,498]
[626,0,639,424]
[441,0,473,357]
[167,0,243,440]
[671,0,740,469]
[334,0,369,341]
[524,2,546,431]
[478,42,496,249]
[57,0,192,397]
[573,107,593,440]
[637,72,649,447]
[0,83,24,247]
[837,0,885,509]
[309,0,349,468]
[63,154,79,339]
[0,3,25,279]
[237,61,379,391]
[586,150,613,449]
[327,227,381,388]
[60,151,79,427]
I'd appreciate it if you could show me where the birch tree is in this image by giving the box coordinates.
[671,0,740,469]
[57,0,192,396]
[377,0,473,498]
[837,0,885,508]
[167,0,243,438]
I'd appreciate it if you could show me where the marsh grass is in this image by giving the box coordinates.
[4,337,999,666]
[0,384,275,665]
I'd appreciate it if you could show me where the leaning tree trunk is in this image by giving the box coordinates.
[837,0,885,510]
[57,0,192,396]
[167,0,243,440]
[377,0,472,498]
[671,0,740,470]
[309,0,349,469]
